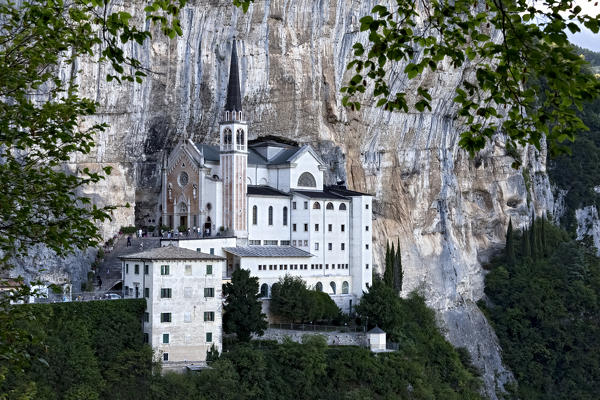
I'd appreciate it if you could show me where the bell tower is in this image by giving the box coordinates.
[220,39,248,238]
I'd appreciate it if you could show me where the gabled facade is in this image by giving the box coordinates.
[158,40,373,314]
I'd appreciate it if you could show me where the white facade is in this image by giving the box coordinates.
[121,247,225,364]
[158,43,373,316]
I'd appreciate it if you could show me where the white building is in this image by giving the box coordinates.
[157,40,373,313]
[120,246,225,364]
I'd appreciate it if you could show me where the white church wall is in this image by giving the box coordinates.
[349,195,373,297]
[290,195,312,251]
[247,196,291,244]
[290,151,324,191]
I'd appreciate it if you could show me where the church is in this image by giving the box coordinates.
[157,40,373,312]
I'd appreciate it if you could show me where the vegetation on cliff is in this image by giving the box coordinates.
[481,219,600,399]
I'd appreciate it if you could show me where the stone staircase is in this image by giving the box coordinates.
[93,235,160,295]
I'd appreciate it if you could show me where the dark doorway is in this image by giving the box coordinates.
[179,216,187,229]
[204,217,212,236]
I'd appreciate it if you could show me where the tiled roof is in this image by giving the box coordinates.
[222,246,313,258]
[326,185,372,197]
[196,144,220,162]
[292,190,349,200]
[247,185,291,197]
[194,144,301,167]
[120,245,225,261]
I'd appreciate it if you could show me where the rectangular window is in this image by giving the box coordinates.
[365,226,369,231]
[144,288,149,298]
[365,244,369,249]
[161,313,172,323]
[210,248,214,255]
[292,201,297,209]
[249,240,261,245]
[314,242,319,250]
[204,312,215,322]
[292,223,297,232]
[184,287,192,298]
[366,264,369,269]
[328,224,332,232]
[185,265,192,275]
[204,288,215,297]
[304,201,308,209]
[292,240,297,246]
[184,312,191,323]
[325,264,329,269]
[264,240,278,245]
[366,204,369,209]
[341,224,345,232]
[144,265,149,275]
[134,264,140,275]
[125,264,129,274]
[304,224,308,232]
[163,352,168,361]
[160,288,172,298]
[160,265,170,275]
[280,240,290,246]
[341,243,345,251]
[196,248,201,252]
[143,312,149,322]
[304,240,308,246]
[328,243,332,250]
[315,224,319,231]
[206,332,213,343]
[162,334,169,344]
[206,265,213,275]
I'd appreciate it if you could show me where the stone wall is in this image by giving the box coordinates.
[256,328,366,347]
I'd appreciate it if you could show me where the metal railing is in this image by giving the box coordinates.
[268,323,363,333]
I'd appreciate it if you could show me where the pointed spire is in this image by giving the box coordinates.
[225,38,242,113]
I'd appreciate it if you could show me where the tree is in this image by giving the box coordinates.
[0,1,186,392]
[222,268,268,342]
[235,0,600,167]
[354,277,401,331]
[383,241,395,287]
[506,218,516,266]
[270,275,311,323]
[393,238,403,292]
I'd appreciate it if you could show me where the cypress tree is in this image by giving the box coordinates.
[530,212,538,260]
[506,218,516,265]
[383,241,395,287]
[393,238,403,292]
[522,228,531,259]
[541,214,547,256]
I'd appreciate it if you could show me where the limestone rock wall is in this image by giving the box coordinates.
[56,0,555,397]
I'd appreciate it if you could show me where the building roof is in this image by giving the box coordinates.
[119,245,225,261]
[222,246,314,258]
[225,39,242,112]
[326,184,373,197]
[292,189,350,200]
[368,326,385,334]
[197,144,220,162]
[247,185,291,197]
[195,143,309,168]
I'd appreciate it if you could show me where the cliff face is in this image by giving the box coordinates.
[61,0,554,396]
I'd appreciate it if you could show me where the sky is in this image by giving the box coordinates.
[554,0,600,51]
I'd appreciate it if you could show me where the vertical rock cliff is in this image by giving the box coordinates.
[60,0,554,397]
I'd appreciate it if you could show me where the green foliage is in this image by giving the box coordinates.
[482,221,600,399]
[154,332,483,400]
[0,299,150,400]
[270,275,340,323]
[222,268,268,342]
[120,226,138,235]
[506,219,516,266]
[384,240,404,292]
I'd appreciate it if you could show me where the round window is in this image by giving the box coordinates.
[179,172,189,187]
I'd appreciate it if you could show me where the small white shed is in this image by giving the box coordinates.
[367,326,386,351]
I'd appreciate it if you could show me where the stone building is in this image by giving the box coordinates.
[120,246,225,364]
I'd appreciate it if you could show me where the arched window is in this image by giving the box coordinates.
[252,205,258,225]
[224,128,232,145]
[260,283,269,298]
[179,202,187,213]
[297,172,316,187]
[312,202,321,210]
[268,206,273,225]
[342,281,349,294]
[283,207,288,226]
[330,281,336,294]
[236,129,245,149]
[326,202,334,210]
[315,282,323,292]
[339,203,347,211]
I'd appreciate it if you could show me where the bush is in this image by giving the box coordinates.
[120,226,137,235]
